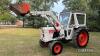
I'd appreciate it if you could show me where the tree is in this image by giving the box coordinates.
[0,0,15,20]
[30,0,59,11]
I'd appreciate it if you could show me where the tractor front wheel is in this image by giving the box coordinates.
[49,41,63,55]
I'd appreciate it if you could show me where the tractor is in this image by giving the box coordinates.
[39,11,89,55]
[9,1,89,55]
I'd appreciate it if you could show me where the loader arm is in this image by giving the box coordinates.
[29,11,60,32]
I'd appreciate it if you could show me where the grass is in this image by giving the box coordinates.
[0,28,100,56]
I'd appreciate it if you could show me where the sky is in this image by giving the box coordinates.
[11,0,17,4]
[51,0,65,14]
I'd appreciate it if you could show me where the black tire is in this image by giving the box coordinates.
[49,41,63,55]
[39,40,48,47]
[72,28,89,48]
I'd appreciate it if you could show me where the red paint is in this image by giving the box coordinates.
[55,22,59,27]
[54,44,61,54]
[20,2,30,13]
[49,30,54,33]
[78,32,88,46]
[49,29,60,33]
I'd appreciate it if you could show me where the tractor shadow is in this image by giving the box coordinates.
[62,42,76,51]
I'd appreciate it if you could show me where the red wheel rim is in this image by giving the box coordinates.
[54,44,61,54]
[78,31,88,46]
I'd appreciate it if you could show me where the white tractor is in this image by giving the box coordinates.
[37,11,89,55]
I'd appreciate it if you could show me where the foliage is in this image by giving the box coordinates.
[25,15,47,28]
[30,0,59,11]
[0,0,16,21]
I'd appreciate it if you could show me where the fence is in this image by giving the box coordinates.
[0,20,17,28]
[0,20,36,28]
[0,20,15,25]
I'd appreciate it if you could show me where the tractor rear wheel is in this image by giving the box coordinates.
[72,28,89,48]
[49,41,63,55]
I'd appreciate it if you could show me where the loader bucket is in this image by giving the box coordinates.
[9,2,30,16]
